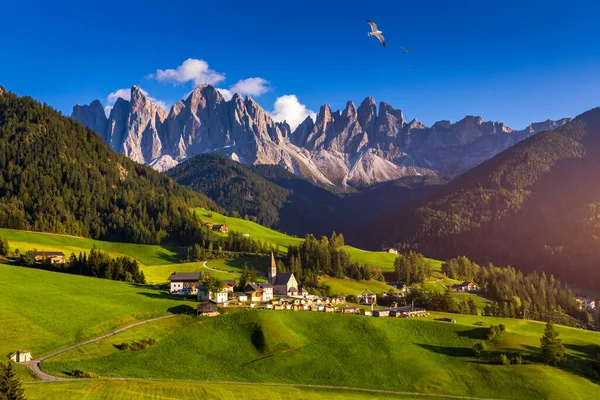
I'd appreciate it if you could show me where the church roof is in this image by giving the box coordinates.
[274,273,294,285]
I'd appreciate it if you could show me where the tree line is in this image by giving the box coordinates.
[281,233,384,290]
[20,247,146,284]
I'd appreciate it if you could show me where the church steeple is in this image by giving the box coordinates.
[268,252,277,284]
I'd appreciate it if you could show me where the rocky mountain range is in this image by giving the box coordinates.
[72,85,570,187]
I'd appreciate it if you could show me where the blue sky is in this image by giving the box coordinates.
[2,0,600,129]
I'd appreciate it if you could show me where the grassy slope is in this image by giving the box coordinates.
[23,380,434,400]
[0,228,185,266]
[0,264,196,357]
[320,276,394,295]
[41,310,600,400]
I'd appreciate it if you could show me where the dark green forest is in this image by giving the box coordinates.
[373,108,600,288]
[167,153,290,228]
[0,88,219,245]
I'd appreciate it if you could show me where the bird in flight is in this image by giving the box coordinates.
[400,46,409,54]
[366,20,385,47]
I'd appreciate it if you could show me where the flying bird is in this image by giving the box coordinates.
[366,20,385,47]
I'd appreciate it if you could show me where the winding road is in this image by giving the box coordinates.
[26,314,177,381]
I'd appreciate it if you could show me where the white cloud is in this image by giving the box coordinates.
[107,88,131,104]
[270,95,316,131]
[151,58,225,86]
[216,88,233,101]
[229,77,269,97]
[104,87,169,117]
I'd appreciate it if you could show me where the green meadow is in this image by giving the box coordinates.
[319,276,394,295]
[41,310,600,400]
[0,228,185,266]
[23,380,440,400]
[0,264,195,358]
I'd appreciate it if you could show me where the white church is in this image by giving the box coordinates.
[268,252,308,297]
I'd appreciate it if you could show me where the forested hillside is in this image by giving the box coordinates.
[371,107,600,288]
[170,153,440,240]
[0,88,218,244]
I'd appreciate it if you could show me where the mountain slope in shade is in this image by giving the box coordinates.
[366,107,600,288]
[73,84,570,188]
[169,152,441,240]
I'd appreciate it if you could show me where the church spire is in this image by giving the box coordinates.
[268,252,277,284]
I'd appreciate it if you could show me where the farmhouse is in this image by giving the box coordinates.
[168,272,201,294]
[359,293,377,304]
[197,282,229,304]
[9,350,32,362]
[339,306,358,314]
[236,293,248,302]
[223,280,236,293]
[33,251,66,264]
[451,281,478,292]
[212,224,229,234]
[197,301,219,317]
[372,309,390,317]
[244,283,273,302]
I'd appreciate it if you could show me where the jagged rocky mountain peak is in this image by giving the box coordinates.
[72,84,571,187]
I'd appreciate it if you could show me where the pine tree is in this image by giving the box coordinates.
[0,362,26,400]
[540,321,566,366]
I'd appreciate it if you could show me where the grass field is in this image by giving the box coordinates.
[23,380,442,400]
[40,310,600,400]
[319,276,394,295]
[0,228,185,266]
[192,208,304,249]
[0,264,196,358]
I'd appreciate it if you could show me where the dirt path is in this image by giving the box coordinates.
[26,314,177,381]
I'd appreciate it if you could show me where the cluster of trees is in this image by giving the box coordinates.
[282,233,383,289]
[441,256,480,281]
[477,264,582,322]
[186,229,275,261]
[0,90,218,245]
[0,235,9,257]
[406,287,456,312]
[21,247,145,284]
[237,265,258,290]
[457,298,478,315]
[0,362,25,400]
[393,251,432,285]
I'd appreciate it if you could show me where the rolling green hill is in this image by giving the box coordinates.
[0,264,195,358]
[371,107,600,289]
[0,89,217,245]
[40,310,600,400]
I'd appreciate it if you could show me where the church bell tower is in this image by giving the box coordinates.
[268,252,277,284]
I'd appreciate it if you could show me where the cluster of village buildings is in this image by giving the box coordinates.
[168,253,429,319]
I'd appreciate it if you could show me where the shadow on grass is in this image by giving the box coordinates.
[456,328,489,340]
[415,343,473,357]
[153,247,186,264]
[167,304,195,315]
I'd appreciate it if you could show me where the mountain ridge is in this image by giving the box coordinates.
[73,84,570,188]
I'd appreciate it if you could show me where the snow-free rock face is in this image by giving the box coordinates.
[72,84,571,185]
[72,100,108,142]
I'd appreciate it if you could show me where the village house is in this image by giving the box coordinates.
[33,251,66,264]
[359,293,377,305]
[372,309,390,317]
[168,272,201,294]
[451,281,478,292]
[212,224,229,234]
[236,293,248,302]
[244,283,273,302]
[197,301,219,317]
[203,221,214,229]
[9,350,32,363]
[197,282,229,305]
[339,306,358,314]
[389,306,428,318]
[222,280,236,293]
